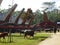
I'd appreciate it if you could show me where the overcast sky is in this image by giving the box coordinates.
[0,0,60,12]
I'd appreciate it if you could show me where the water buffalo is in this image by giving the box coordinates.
[24,30,34,38]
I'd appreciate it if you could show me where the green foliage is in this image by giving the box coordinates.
[42,2,56,12]
[0,8,60,24]
[31,9,43,24]
[43,2,55,6]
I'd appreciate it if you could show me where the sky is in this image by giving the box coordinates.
[0,0,60,12]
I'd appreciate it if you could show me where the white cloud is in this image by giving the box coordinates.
[56,1,60,8]
[1,0,59,12]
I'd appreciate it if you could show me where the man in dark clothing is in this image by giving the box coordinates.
[54,27,57,34]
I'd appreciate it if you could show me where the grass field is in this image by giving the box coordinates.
[0,32,50,45]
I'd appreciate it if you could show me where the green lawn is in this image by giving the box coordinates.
[0,33,50,45]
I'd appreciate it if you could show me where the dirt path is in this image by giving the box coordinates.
[38,32,60,45]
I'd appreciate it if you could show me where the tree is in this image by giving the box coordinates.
[42,2,56,11]
[42,2,57,22]
[32,9,43,24]
[0,0,3,5]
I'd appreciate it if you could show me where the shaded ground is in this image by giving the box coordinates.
[38,32,60,45]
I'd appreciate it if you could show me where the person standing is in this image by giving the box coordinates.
[54,27,57,34]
